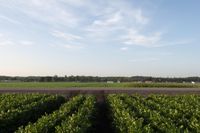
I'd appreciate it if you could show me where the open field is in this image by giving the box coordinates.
[1,88,200,95]
[0,82,199,89]
[1,82,200,95]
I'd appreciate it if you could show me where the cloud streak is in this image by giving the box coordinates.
[0,33,34,47]
[0,34,15,46]
[51,31,82,42]
[92,12,122,27]
[0,15,21,24]
[8,0,81,28]
[20,40,34,46]
[51,30,84,50]
[129,57,160,63]
[63,44,83,50]
[122,30,162,47]
[120,47,128,51]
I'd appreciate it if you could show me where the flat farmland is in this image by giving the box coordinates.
[1,88,200,95]
[0,82,200,95]
[0,82,199,89]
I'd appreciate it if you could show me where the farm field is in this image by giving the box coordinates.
[0,82,199,89]
[1,93,200,133]
[1,88,200,95]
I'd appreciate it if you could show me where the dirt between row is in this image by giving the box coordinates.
[0,88,200,96]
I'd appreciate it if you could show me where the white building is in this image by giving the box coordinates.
[107,81,114,83]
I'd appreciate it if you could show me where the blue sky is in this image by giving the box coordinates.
[0,0,200,77]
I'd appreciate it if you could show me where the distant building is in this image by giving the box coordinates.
[117,80,120,83]
[107,81,114,84]
[1,80,10,82]
[191,81,195,84]
[145,81,153,83]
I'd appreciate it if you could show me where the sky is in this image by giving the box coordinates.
[0,0,200,77]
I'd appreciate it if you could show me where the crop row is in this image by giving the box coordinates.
[16,95,96,133]
[107,94,200,133]
[0,94,65,133]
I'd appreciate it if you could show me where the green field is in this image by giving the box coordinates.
[1,94,200,132]
[0,82,199,89]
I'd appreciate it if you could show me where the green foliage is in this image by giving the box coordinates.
[0,94,65,133]
[55,96,96,133]
[107,94,200,133]
[16,95,96,133]
[16,95,92,133]
[0,82,199,89]
[1,94,200,133]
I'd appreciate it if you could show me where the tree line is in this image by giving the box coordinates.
[0,75,199,83]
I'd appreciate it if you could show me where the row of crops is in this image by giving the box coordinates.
[108,94,200,132]
[1,93,200,133]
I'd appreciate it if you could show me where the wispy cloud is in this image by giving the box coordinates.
[121,29,193,48]
[0,15,21,24]
[92,12,122,27]
[51,30,82,42]
[157,40,194,47]
[86,7,148,31]
[129,57,160,63]
[63,44,83,50]
[0,34,15,46]
[20,40,34,46]
[82,1,149,43]
[132,9,149,24]
[122,30,162,47]
[9,0,80,28]
[120,47,128,51]
[50,30,84,50]
[0,33,34,47]
[0,40,15,46]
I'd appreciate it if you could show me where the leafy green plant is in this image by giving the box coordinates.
[0,94,64,133]
[16,95,85,133]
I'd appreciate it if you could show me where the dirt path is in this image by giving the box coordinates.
[0,88,200,95]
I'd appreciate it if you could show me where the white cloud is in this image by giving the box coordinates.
[0,40,15,46]
[0,15,21,24]
[0,34,15,46]
[51,30,82,41]
[0,33,35,47]
[122,29,193,48]
[123,30,162,47]
[11,0,80,28]
[87,7,148,31]
[51,30,84,50]
[92,12,122,27]
[129,57,160,63]
[133,9,149,24]
[60,0,86,6]
[49,43,84,50]
[157,40,194,47]
[63,44,83,49]
[20,40,34,46]
[120,47,128,51]
[83,2,149,44]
